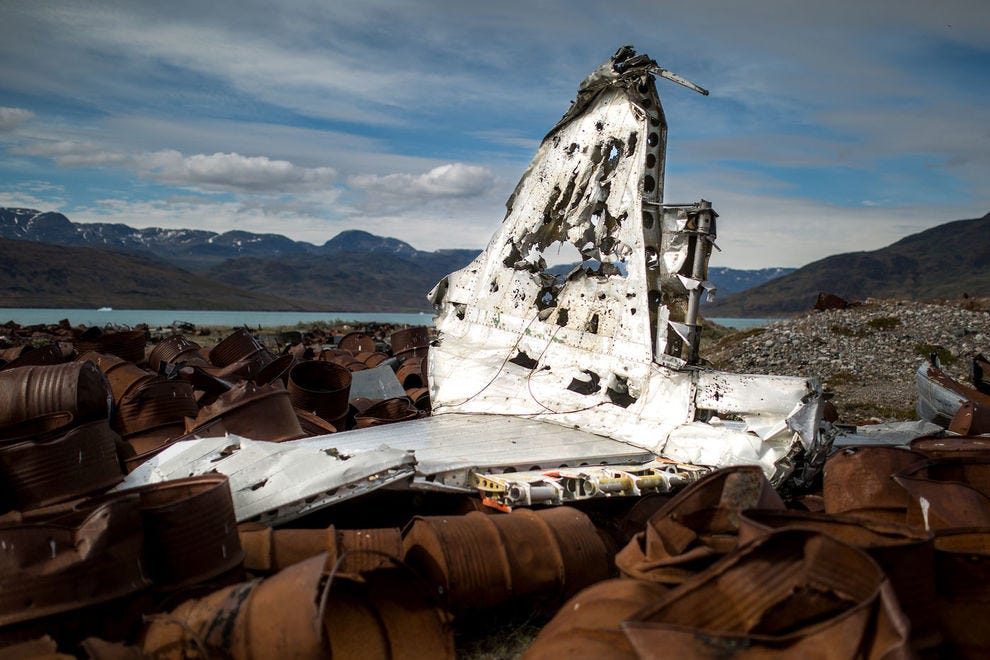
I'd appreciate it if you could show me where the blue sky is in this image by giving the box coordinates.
[0,0,987,268]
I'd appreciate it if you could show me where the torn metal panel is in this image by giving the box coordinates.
[297,413,654,491]
[116,435,416,525]
[428,46,828,486]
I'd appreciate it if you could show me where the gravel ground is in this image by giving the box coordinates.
[704,297,990,423]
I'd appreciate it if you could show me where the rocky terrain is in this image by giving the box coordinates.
[705,297,990,422]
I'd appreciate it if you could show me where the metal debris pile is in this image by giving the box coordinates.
[2,46,989,657]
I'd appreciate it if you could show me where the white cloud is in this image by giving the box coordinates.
[12,138,338,194]
[136,151,337,193]
[13,140,129,167]
[349,163,495,210]
[0,107,34,132]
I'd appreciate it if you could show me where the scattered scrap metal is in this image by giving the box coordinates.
[0,46,988,658]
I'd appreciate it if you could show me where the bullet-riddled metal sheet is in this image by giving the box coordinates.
[116,435,416,525]
[426,47,829,488]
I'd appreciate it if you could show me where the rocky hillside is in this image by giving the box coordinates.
[0,238,309,310]
[705,297,990,422]
[708,211,990,316]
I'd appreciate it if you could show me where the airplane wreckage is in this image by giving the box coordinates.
[122,47,834,522]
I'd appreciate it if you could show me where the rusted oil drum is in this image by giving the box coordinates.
[147,335,202,372]
[0,418,123,510]
[0,362,112,427]
[123,474,244,589]
[288,361,352,422]
[354,398,419,428]
[389,326,431,354]
[209,328,262,368]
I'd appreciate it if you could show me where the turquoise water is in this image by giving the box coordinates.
[0,308,777,330]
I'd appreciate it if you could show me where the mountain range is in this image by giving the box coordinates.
[8,207,982,315]
[707,211,990,316]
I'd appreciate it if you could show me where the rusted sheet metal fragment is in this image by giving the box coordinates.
[0,362,112,427]
[116,435,416,525]
[615,466,783,586]
[894,457,990,530]
[141,553,328,659]
[911,435,990,458]
[427,47,828,487]
[933,529,990,659]
[0,497,149,627]
[0,418,123,510]
[1,343,65,370]
[949,400,990,435]
[622,530,912,658]
[525,578,670,659]
[917,357,990,432]
[238,522,401,575]
[738,509,940,653]
[823,445,928,522]
[402,507,610,613]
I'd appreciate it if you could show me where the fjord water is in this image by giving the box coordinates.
[2,309,774,331]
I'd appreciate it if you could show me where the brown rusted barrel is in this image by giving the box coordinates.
[0,362,111,427]
[823,445,928,521]
[75,329,147,364]
[0,418,123,510]
[142,554,329,658]
[339,332,376,355]
[354,397,419,428]
[209,328,262,368]
[254,353,297,386]
[933,529,990,658]
[124,475,244,589]
[621,529,911,658]
[738,509,940,653]
[0,496,148,627]
[403,506,610,613]
[288,361,352,422]
[238,523,402,575]
[324,570,455,659]
[147,335,202,372]
[188,382,305,443]
[78,351,156,405]
[114,379,198,436]
[526,578,671,658]
[390,326,430,354]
